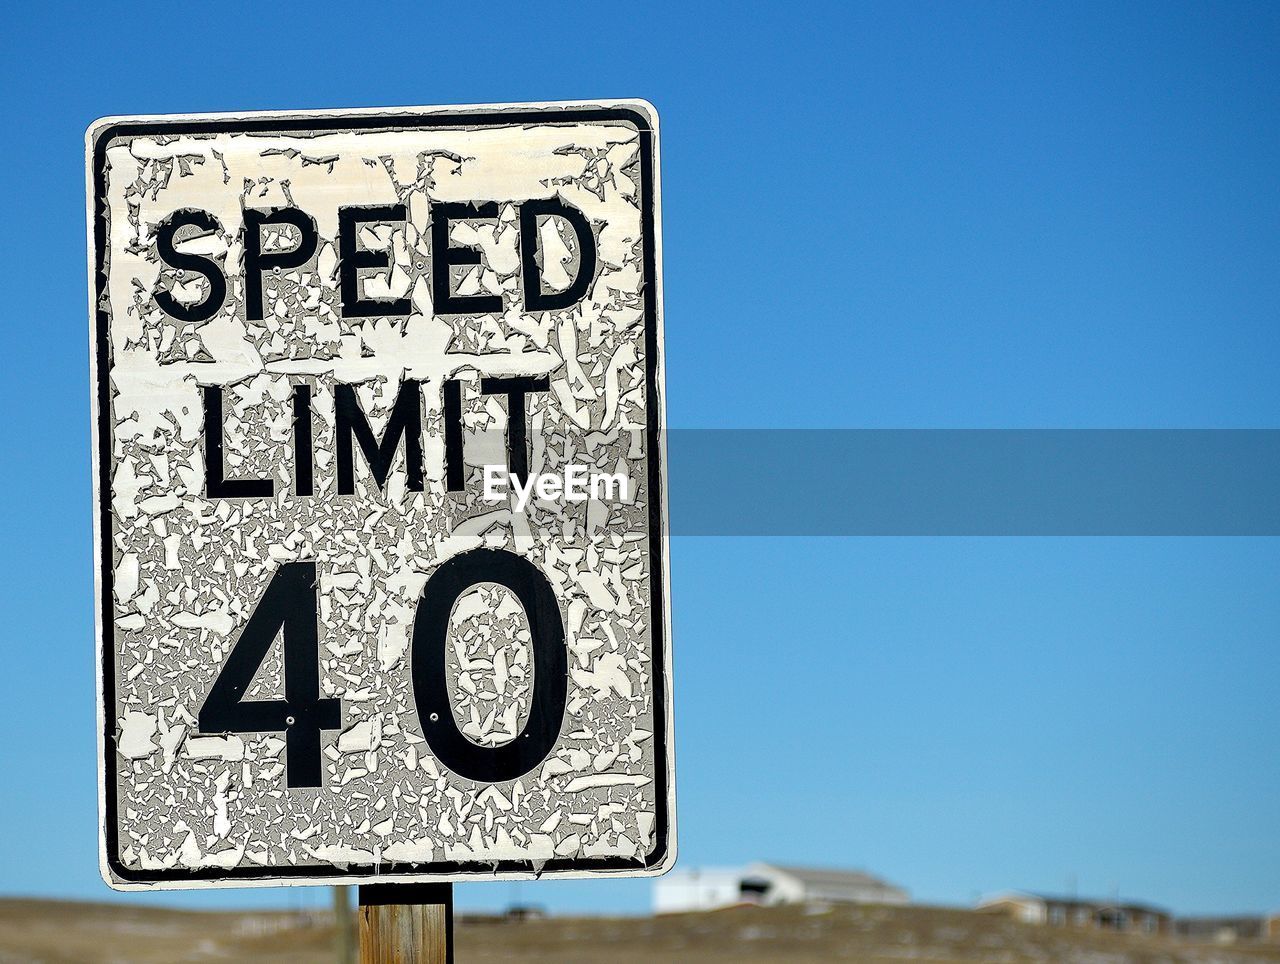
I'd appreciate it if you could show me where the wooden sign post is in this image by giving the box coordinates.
[359,883,453,964]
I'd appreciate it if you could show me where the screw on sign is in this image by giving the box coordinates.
[88,101,674,960]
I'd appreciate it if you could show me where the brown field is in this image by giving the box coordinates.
[2,897,1279,964]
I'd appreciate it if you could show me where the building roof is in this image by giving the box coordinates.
[1031,893,1169,916]
[657,867,747,882]
[982,891,1169,917]
[752,863,906,891]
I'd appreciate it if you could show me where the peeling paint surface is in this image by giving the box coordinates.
[89,103,671,888]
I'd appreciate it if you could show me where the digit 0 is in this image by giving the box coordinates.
[411,548,567,782]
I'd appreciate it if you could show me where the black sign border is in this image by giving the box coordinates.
[92,105,670,886]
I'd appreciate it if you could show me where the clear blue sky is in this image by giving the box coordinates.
[0,0,1277,917]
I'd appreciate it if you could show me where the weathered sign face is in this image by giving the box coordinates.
[87,102,672,889]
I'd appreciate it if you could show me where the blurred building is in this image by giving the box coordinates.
[977,892,1170,934]
[1176,913,1280,945]
[1176,916,1266,944]
[654,862,908,913]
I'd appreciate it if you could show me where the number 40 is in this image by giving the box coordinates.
[197,549,567,788]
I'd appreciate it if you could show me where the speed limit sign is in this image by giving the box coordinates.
[87,102,674,889]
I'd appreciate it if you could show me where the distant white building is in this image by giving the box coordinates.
[654,862,909,914]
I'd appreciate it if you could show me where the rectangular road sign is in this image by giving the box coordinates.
[87,101,673,889]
